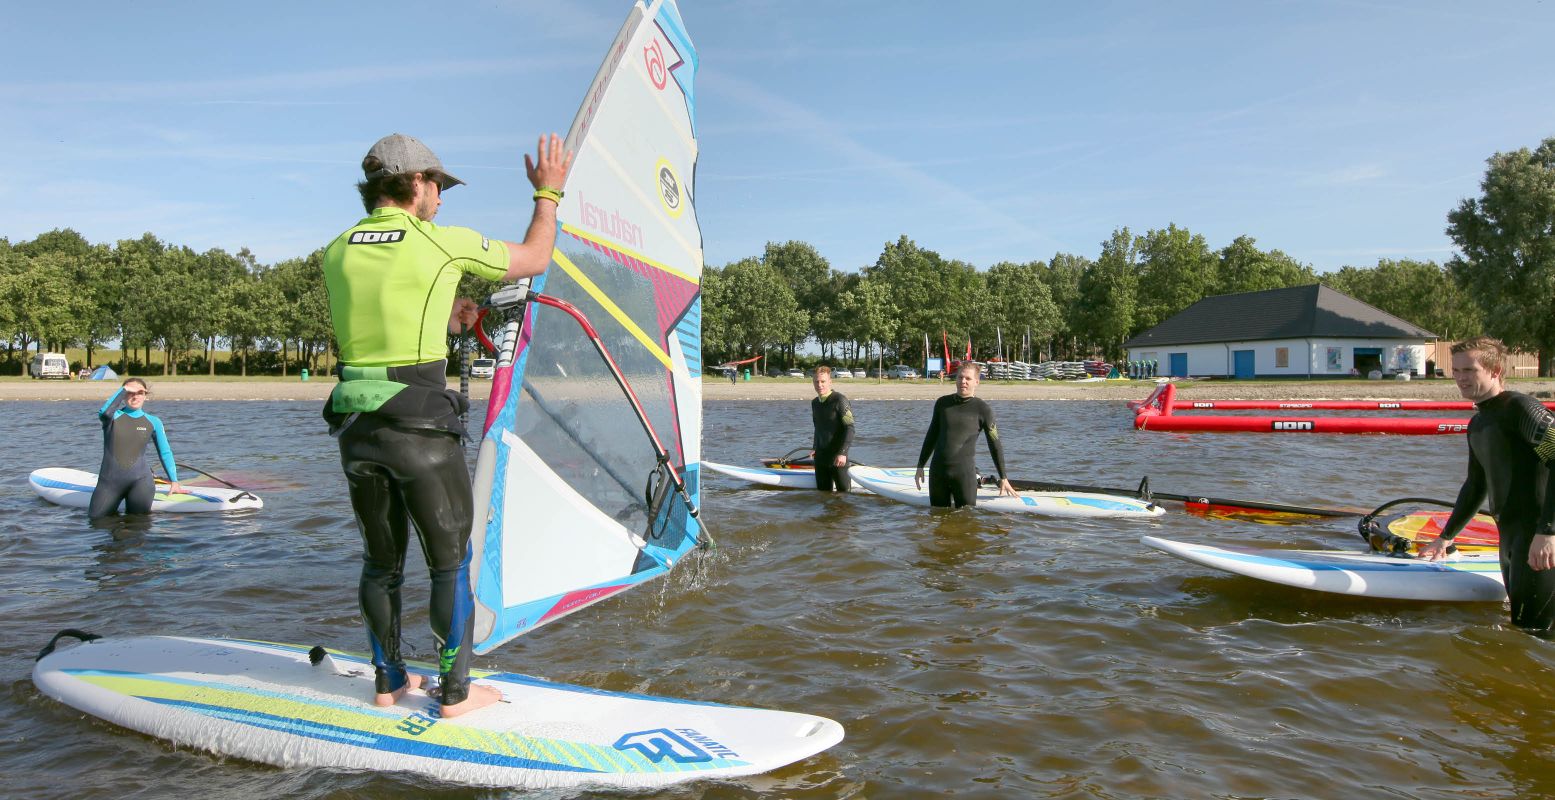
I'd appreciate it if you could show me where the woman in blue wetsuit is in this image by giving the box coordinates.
[90,378,183,518]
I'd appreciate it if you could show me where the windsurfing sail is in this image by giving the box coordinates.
[468,0,703,655]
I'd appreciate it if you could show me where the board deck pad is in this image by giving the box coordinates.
[29,467,263,512]
[1142,535,1506,602]
[33,635,844,789]
[852,467,1166,519]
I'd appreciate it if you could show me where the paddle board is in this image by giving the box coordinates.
[851,467,1166,519]
[29,467,263,512]
[32,634,844,790]
[1141,535,1506,602]
[701,461,878,494]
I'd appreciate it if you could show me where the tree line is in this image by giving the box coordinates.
[705,135,1555,375]
[3,135,1551,376]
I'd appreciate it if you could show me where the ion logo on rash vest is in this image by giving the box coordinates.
[1272,421,1315,431]
[349,230,406,245]
[614,728,739,763]
[655,158,684,218]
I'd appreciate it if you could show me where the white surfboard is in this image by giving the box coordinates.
[32,635,845,790]
[701,460,880,493]
[1141,535,1506,601]
[850,467,1166,519]
[29,467,263,513]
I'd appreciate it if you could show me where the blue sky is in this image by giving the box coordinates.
[3,1,1552,275]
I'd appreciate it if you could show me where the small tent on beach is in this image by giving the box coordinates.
[89,365,118,381]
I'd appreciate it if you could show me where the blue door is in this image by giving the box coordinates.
[1169,353,1188,378]
[1233,350,1255,379]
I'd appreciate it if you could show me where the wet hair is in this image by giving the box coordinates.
[814,366,832,378]
[1451,335,1508,373]
[957,361,981,377]
[121,377,148,392]
[356,155,443,213]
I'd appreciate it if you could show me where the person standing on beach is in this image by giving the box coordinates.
[811,366,854,492]
[914,362,1017,508]
[321,132,572,716]
[1418,336,1555,633]
[89,378,184,518]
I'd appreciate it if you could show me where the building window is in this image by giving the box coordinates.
[1275,347,1289,368]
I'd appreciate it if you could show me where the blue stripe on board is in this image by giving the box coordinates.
[143,697,600,773]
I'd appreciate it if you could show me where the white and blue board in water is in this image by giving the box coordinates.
[28,467,263,512]
[32,635,844,790]
[1141,535,1506,602]
[851,466,1166,519]
[702,460,878,493]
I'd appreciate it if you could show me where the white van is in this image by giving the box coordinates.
[470,358,496,379]
[29,352,71,380]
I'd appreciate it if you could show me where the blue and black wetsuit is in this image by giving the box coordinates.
[917,394,1008,508]
[811,391,855,492]
[89,388,178,518]
[1440,390,1555,631]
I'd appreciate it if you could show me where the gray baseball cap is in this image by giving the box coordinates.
[363,133,466,190]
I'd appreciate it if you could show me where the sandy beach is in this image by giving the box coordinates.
[5,375,1553,402]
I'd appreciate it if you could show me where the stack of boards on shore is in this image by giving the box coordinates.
[28,467,263,512]
[703,460,1166,520]
[32,635,844,791]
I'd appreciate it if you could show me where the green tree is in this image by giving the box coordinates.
[1446,136,1555,374]
[1037,252,1089,359]
[834,273,899,371]
[762,241,825,362]
[1133,224,1217,333]
[984,260,1060,361]
[709,257,806,365]
[0,250,88,373]
[1321,259,1482,343]
[1075,228,1139,362]
[1217,235,1315,294]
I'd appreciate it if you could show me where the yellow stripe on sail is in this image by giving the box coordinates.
[552,248,673,369]
[562,223,698,285]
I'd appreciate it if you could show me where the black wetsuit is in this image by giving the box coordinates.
[1440,391,1555,631]
[324,360,478,704]
[917,394,1008,508]
[89,389,178,518]
[811,391,855,492]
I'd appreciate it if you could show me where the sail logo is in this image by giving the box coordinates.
[1272,421,1314,431]
[644,38,667,89]
[614,728,730,763]
[349,230,405,245]
[579,191,643,248]
[656,158,685,219]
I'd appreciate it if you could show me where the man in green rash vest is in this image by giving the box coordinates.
[1419,336,1555,633]
[321,132,572,717]
[914,361,1018,508]
[810,365,854,492]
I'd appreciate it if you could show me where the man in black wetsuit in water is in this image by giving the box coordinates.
[810,366,854,492]
[914,361,1018,508]
[1419,336,1555,633]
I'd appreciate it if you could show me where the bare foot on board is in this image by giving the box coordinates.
[373,672,424,707]
[439,682,504,718]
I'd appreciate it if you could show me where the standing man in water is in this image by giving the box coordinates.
[1419,336,1555,633]
[322,132,572,716]
[810,366,854,492]
[914,362,1017,508]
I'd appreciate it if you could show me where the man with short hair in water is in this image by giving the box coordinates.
[914,362,1017,508]
[90,378,184,517]
[1419,336,1555,633]
[321,132,572,716]
[810,366,854,492]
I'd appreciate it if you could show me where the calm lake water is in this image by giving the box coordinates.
[6,397,1555,799]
